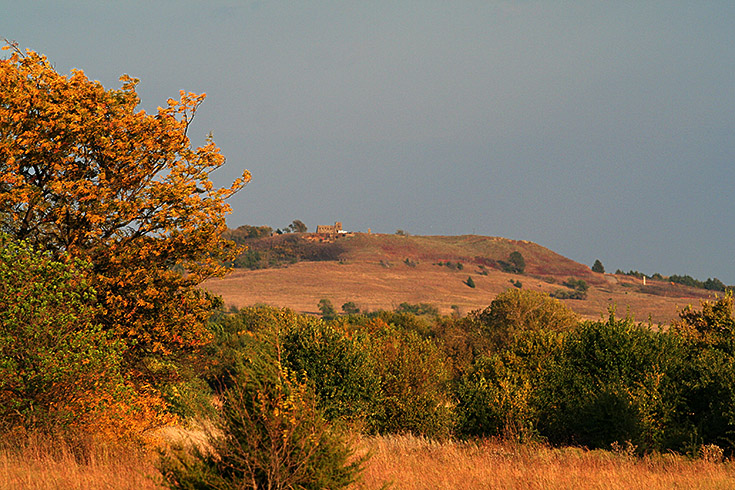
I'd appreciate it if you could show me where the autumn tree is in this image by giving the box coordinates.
[0,44,249,391]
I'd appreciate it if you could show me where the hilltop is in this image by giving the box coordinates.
[204,232,715,324]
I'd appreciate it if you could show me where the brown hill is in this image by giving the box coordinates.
[203,233,715,325]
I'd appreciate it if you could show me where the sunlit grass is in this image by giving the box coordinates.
[0,433,162,490]
[4,432,735,489]
[350,434,735,490]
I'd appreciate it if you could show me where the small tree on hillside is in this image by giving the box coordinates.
[318,299,337,320]
[288,220,308,233]
[501,251,526,274]
[592,259,605,274]
[341,301,360,315]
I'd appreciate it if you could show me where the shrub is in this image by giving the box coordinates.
[281,316,382,424]
[456,330,562,440]
[341,301,361,315]
[206,306,381,426]
[159,362,364,490]
[0,234,157,439]
[471,289,578,352]
[318,299,338,320]
[537,314,683,452]
[364,320,455,437]
[394,302,440,318]
[592,259,605,273]
[465,276,476,288]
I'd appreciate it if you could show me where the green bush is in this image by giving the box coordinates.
[471,289,578,352]
[363,319,455,437]
[206,306,381,426]
[668,294,735,453]
[341,301,360,315]
[0,234,130,436]
[159,361,364,489]
[592,259,605,274]
[318,298,338,320]
[537,314,683,452]
[456,330,562,440]
[281,316,382,424]
[394,302,439,318]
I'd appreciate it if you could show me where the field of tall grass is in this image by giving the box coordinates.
[4,433,735,490]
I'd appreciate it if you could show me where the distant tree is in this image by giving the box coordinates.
[395,302,439,317]
[704,278,727,292]
[341,301,360,315]
[508,251,525,273]
[465,276,476,288]
[395,229,409,236]
[224,225,273,244]
[592,259,605,274]
[318,299,337,320]
[288,219,308,233]
[471,288,578,351]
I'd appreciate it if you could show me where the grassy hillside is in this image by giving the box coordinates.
[205,232,714,324]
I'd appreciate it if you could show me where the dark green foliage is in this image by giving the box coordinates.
[403,257,418,267]
[159,360,364,490]
[231,233,345,269]
[465,276,476,288]
[592,259,605,274]
[281,316,381,424]
[616,270,648,279]
[667,294,735,452]
[509,251,525,273]
[435,261,463,271]
[232,249,262,269]
[394,302,439,317]
[287,219,308,233]
[318,299,338,320]
[456,330,562,440]
[510,279,522,289]
[223,224,273,244]
[562,277,588,293]
[550,278,588,300]
[341,301,360,315]
[537,314,683,452]
[498,251,525,274]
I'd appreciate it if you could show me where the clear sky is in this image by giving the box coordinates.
[3,1,735,284]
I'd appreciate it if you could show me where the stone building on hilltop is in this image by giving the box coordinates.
[316,221,343,235]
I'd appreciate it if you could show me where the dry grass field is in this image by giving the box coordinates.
[352,435,735,490]
[4,434,735,490]
[204,233,714,325]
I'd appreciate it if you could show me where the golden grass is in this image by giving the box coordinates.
[204,260,710,324]
[350,434,735,490]
[5,432,735,489]
[0,434,163,490]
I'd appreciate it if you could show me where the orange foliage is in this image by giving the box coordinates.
[0,43,249,386]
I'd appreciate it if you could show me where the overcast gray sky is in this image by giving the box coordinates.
[3,1,735,283]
